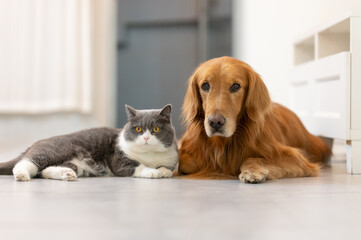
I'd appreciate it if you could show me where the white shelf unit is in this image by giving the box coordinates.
[291,16,361,174]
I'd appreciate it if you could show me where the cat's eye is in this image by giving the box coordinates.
[135,126,142,133]
[201,82,210,92]
[153,127,160,133]
[230,83,241,92]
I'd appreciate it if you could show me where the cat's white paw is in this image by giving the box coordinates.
[136,168,161,178]
[60,169,77,181]
[14,170,30,181]
[158,167,173,178]
[13,159,38,181]
[42,167,77,181]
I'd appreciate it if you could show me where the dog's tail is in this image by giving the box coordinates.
[308,134,332,167]
[0,156,22,175]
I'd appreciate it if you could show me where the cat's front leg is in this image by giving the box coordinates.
[110,151,173,179]
[157,167,173,178]
[132,165,173,179]
[133,164,162,179]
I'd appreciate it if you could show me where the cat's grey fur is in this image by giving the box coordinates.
[0,105,178,181]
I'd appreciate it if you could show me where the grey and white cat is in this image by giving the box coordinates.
[0,104,178,181]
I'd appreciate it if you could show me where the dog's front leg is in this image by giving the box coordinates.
[240,146,320,183]
[239,158,271,183]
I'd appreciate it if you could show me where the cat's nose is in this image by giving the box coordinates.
[144,136,149,141]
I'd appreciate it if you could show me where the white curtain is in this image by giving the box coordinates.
[0,0,92,113]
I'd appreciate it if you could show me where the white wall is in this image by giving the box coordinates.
[232,0,361,106]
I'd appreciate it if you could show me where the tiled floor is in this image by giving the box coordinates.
[0,160,360,240]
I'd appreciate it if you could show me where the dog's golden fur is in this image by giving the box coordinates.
[178,56,331,182]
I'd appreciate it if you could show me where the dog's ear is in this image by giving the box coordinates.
[244,69,271,123]
[182,71,203,123]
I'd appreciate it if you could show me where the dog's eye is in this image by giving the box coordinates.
[201,83,210,92]
[230,83,241,92]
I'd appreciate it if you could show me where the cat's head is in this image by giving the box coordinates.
[122,104,175,151]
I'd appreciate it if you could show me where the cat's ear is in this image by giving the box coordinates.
[125,104,137,118]
[159,104,172,120]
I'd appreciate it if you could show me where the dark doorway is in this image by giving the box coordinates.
[116,0,232,137]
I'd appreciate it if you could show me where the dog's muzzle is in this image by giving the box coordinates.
[208,114,226,133]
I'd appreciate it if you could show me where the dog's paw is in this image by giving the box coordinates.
[14,170,30,181]
[158,167,173,178]
[239,168,269,183]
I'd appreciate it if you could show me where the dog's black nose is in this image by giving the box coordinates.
[208,114,226,131]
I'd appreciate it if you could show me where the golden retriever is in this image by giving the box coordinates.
[178,56,331,183]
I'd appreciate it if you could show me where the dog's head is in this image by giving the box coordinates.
[183,56,271,138]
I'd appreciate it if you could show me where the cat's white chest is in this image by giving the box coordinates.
[118,132,178,170]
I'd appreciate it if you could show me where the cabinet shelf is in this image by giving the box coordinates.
[294,36,314,65]
[317,18,350,59]
[294,17,351,65]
